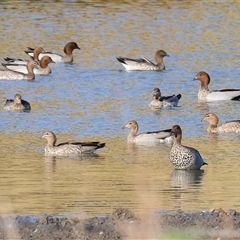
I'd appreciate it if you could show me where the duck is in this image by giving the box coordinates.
[149,87,182,109]
[3,93,31,112]
[122,120,173,144]
[116,50,169,71]
[41,131,105,156]
[0,60,38,80]
[4,46,45,64]
[170,125,207,170]
[25,42,80,63]
[194,71,240,101]
[201,112,240,133]
[2,56,55,75]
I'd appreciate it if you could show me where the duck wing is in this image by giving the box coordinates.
[4,57,28,64]
[26,48,63,62]
[208,89,240,101]
[144,128,172,139]
[57,141,105,153]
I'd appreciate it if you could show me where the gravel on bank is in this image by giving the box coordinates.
[1,208,240,239]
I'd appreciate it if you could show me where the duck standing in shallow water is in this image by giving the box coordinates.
[3,93,31,112]
[202,113,240,133]
[26,42,80,64]
[0,60,38,80]
[3,56,55,75]
[41,131,105,156]
[170,125,207,170]
[149,88,181,109]
[194,71,240,101]
[116,50,169,71]
[122,120,173,144]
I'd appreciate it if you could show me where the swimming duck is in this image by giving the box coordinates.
[26,42,80,63]
[3,56,55,75]
[4,46,45,64]
[149,87,182,109]
[194,71,240,101]
[116,50,169,71]
[122,120,173,144]
[3,93,31,112]
[41,131,105,156]
[170,125,207,170]
[201,112,240,133]
[0,60,38,80]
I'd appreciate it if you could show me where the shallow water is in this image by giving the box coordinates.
[0,0,240,216]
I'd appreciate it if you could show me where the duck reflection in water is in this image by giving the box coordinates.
[170,170,205,210]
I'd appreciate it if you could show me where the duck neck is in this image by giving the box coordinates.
[200,81,210,90]
[40,59,47,68]
[26,64,34,76]
[174,133,182,145]
[33,48,42,61]
[127,125,138,142]
[63,55,73,64]
[207,124,218,133]
[155,56,165,69]
[48,138,56,147]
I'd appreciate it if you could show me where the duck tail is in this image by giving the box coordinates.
[231,95,240,101]
[97,143,106,149]
[116,57,126,64]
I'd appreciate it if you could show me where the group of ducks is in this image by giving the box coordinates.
[0,42,80,80]
[2,44,240,170]
[118,51,240,170]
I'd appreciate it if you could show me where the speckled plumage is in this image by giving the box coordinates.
[41,131,105,156]
[202,113,240,133]
[3,93,31,112]
[0,60,38,80]
[170,125,207,170]
[123,120,173,144]
[117,50,169,71]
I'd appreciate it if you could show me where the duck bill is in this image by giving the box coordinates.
[201,116,207,122]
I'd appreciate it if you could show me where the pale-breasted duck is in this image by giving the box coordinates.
[117,50,169,71]
[3,56,55,75]
[194,71,240,101]
[202,112,240,133]
[0,60,38,80]
[26,42,80,63]
[41,131,105,156]
[122,120,173,144]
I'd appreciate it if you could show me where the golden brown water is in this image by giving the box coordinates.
[0,1,240,216]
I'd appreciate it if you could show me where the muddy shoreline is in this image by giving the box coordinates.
[1,208,240,239]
